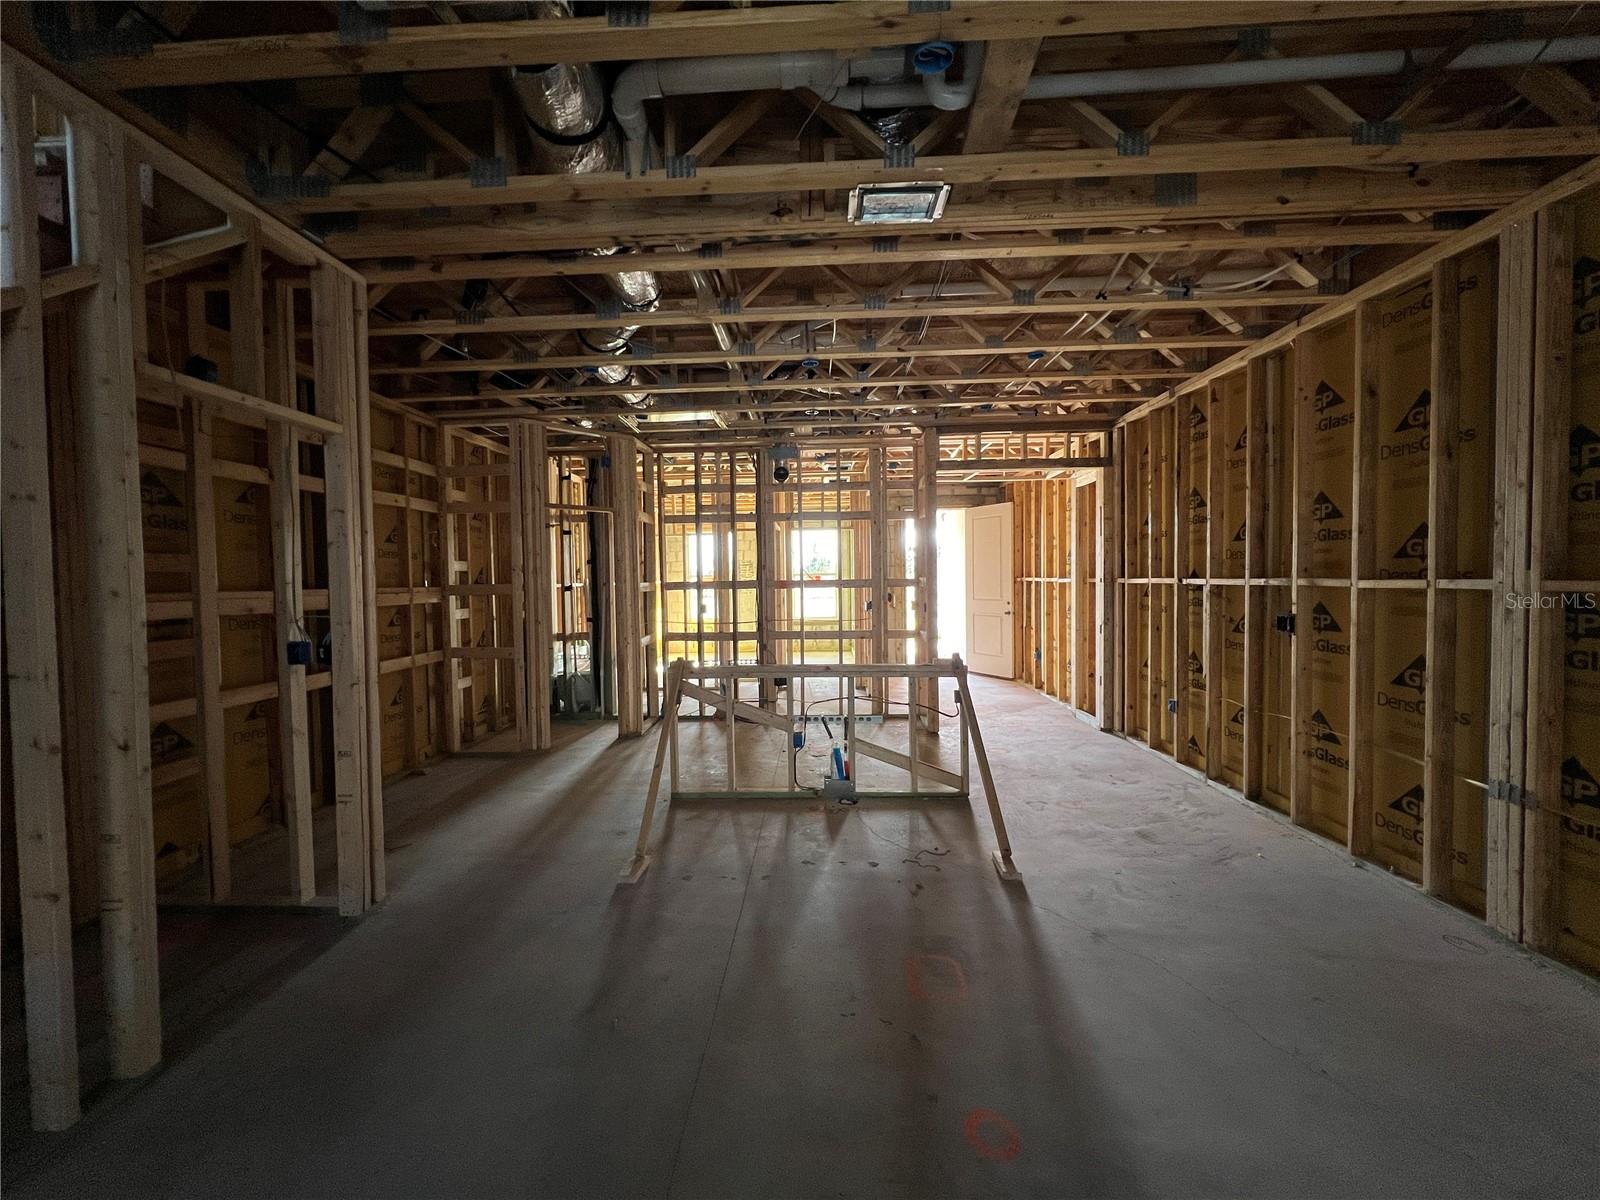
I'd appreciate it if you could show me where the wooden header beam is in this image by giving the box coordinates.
[381,389,1148,418]
[355,222,1442,285]
[370,367,1188,390]
[291,127,1600,213]
[78,2,1490,88]
[368,289,1330,339]
[369,332,1253,375]
[317,162,1556,256]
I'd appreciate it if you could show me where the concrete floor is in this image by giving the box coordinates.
[6,677,1598,1199]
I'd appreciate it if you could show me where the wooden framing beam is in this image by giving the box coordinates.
[322,162,1553,255]
[381,333,1253,377]
[313,266,375,917]
[961,38,1042,156]
[1345,301,1378,862]
[185,396,231,900]
[79,3,1479,87]
[65,106,164,1080]
[265,277,317,902]
[1500,63,1600,125]
[137,362,343,436]
[1,67,80,1131]
[143,225,248,281]
[356,222,1443,285]
[1422,257,1461,899]
[369,289,1330,340]
[1520,200,1575,951]
[305,105,394,180]
[915,428,939,733]
[290,127,1600,213]
[610,434,646,737]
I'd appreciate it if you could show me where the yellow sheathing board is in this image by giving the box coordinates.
[380,672,410,777]
[1132,422,1151,571]
[372,460,406,497]
[1372,282,1432,579]
[1557,191,1600,970]
[1182,586,1205,768]
[377,605,408,663]
[223,699,272,842]
[1371,593,1428,880]
[1454,245,1498,578]
[1219,590,1245,787]
[1217,372,1248,580]
[1559,596,1600,970]
[219,613,271,690]
[1569,194,1600,578]
[1268,351,1296,578]
[214,479,270,590]
[1450,593,1491,915]
[151,717,200,880]
[1152,417,1173,578]
[141,465,189,558]
[1133,584,1150,741]
[1184,397,1208,571]
[374,503,406,589]
[1303,585,1351,840]
[1297,320,1355,577]
[1261,584,1293,814]
[1153,585,1173,753]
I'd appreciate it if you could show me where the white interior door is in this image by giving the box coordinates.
[964,502,1014,678]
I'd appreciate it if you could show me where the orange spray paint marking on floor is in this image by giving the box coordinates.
[963,1108,1023,1162]
[904,953,968,1002]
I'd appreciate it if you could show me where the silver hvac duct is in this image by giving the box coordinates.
[485,1,657,398]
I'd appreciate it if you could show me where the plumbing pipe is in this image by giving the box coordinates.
[611,47,906,162]
[852,35,1600,109]
[610,34,1598,166]
[918,42,984,111]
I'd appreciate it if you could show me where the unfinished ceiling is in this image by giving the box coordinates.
[13,1,1598,453]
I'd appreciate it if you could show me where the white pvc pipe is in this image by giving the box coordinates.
[854,35,1600,108]
[611,34,1600,165]
[613,48,904,149]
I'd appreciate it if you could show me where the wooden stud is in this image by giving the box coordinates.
[1423,257,1462,900]
[290,127,1600,215]
[351,288,385,905]
[438,428,464,755]
[1288,335,1314,828]
[1098,433,1120,731]
[1,69,81,1130]
[66,110,163,1079]
[611,435,645,738]
[1242,358,1270,802]
[508,423,533,752]
[1486,219,1537,939]
[313,267,371,917]
[1346,301,1379,860]
[1522,202,1576,950]
[916,428,939,733]
[265,280,315,900]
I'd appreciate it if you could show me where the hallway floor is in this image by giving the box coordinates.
[8,678,1598,1199]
